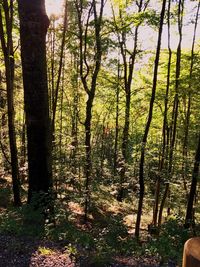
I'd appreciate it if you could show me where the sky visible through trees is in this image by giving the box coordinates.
[1,0,200,266]
[46,0,200,49]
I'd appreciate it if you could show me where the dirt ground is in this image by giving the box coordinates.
[0,234,162,267]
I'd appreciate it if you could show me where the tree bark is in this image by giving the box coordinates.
[135,0,166,239]
[0,0,21,206]
[114,59,120,176]
[182,1,200,195]
[152,0,172,227]
[115,0,146,202]
[18,0,52,202]
[51,0,68,137]
[185,134,200,227]
[168,0,184,177]
[76,0,104,221]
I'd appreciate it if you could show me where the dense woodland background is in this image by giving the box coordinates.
[0,0,200,266]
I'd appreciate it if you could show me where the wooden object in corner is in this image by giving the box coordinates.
[182,237,200,267]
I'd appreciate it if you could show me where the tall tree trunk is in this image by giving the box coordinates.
[0,0,21,206]
[51,0,68,138]
[135,0,166,239]
[152,0,172,227]
[70,54,79,175]
[168,0,184,176]
[48,17,56,120]
[18,0,52,202]
[76,0,104,221]
[114,59,120,176]
[157,0,184,225]
[116,0,145,202]
[182,1,200,195]
[185,134,200,227]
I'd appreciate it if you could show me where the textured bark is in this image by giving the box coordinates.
[135,0,166,239]
[18,0,52,202]
[0,0,21,206]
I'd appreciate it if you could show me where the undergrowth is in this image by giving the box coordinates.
[0,186,195,266]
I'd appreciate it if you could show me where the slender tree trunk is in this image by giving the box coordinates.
[20,113,26,171]
[182,1,200,195]
[48,17,56,115]
[70,55,79,173]
[117,0,144,202]
[84,95,94,220]
[135,0,166,239]
[168,0,184,177]
[152,0,172,227]
[18,0,52,202]
[114,60,120,176]
[185,134,200,227]
[158,182,169,227]
[76,0,104,221]
[0,0,21,206]
[52,0,68,137]
[157,0,184,225]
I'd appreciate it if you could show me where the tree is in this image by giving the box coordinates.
[51,0,68,138]
[0,0,21,206]
[18,0,52,202]
[135,0,167,239]
[185,133,200,227]
[182,1,200,195]
[152,0,172,227]
[112,0,150,202]
[75,0,105,221]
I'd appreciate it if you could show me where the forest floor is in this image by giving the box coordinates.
[0,233,161,267]
[0,175,186,266]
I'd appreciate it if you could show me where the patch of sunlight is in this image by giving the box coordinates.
[68,201,84,215]
[38,246,54,256]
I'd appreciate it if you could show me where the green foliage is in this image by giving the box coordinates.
[146,216,190,265]
[38,246,54,256]
[0,187,12,208]
[0,204,45,237]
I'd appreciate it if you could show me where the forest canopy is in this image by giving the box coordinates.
[0,0,200,266]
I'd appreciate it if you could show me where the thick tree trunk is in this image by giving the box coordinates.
[135,0,166,239]
[18,0,52,202]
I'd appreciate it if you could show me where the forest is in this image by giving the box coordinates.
[0,0,200,266]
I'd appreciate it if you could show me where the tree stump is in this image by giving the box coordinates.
[182,237,200,267]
